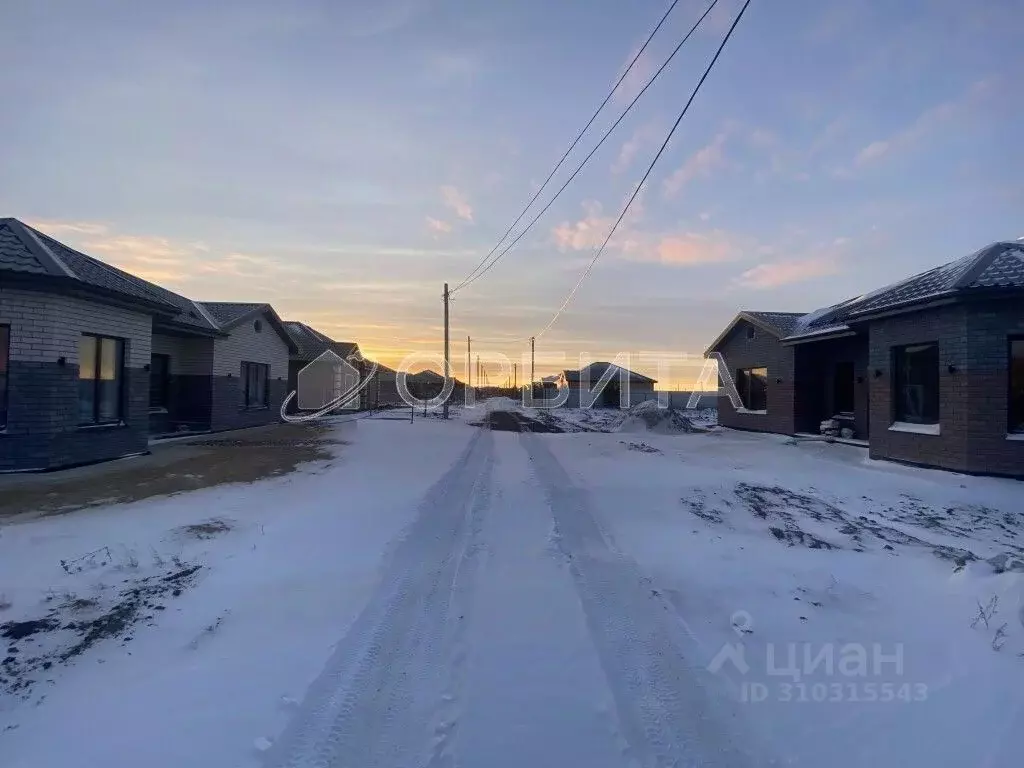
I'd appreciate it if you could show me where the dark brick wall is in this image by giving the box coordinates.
[963,297,1024,477]
[210,375,286,431]
[793,335,870,439]
[0,362,149,471]
[714,320,796,434]
[867,304,971,472]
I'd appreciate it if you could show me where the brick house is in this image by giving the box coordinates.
[706,241,1024,478]
[0,218,314,471]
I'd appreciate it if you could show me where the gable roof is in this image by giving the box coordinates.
[283,320,359,362]
[1,218,223,332]
[563,362,657,384]
[708,241,1024,352]
[704,310,809,354]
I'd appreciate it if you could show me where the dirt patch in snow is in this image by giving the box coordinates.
[685,482,1011,565]
[1,561,203,700]
[476,411,565,433]
[177,518,234,540]
[0,423,335,520]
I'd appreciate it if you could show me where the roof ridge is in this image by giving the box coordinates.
[7,219,78,278]
[952,242,1008,289]
[190,300,220,329]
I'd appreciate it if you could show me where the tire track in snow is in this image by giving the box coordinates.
[523,433,770,768]
[264,428,493,768]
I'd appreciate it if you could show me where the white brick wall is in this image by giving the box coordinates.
[152,332,214,375]
[212,312,290,380]
[0,287,152,367]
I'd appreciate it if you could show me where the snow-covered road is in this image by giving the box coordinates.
[3,412,1022,767]
[266,427,762,767]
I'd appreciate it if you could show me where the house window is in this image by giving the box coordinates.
[892,342,939,424]
[150,353,170,410]
[79,334,125,425]
[1010,338,1024,434]
[241,361,269,409]
[0,325,9,429]
[736,367,768,411]
[833,361,855,414]
[746,327,757,340]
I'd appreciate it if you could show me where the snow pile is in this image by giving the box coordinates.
[614,400,708,434]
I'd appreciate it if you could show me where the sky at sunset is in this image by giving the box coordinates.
[2,0,1021,386]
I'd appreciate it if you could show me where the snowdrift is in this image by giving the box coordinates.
[613,400,709,434]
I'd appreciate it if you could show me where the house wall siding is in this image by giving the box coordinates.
[210,313,290,431]
[714,320,796,434]
[0,287,152,470]
[152,333,213,376]
[867,304,971,472]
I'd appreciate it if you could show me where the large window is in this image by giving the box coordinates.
[736,367,768,412]
[150,353,170,410]
[1011,338,1024,434]
[241,361,269,409]
[79,334,125,425]
[893,342,939,424]
[0,325,9,429]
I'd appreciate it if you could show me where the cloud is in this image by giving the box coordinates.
[612,48,655,105]
[663,133,728,196]
[25,219,110,237]
[620,229,746,267]
[735,256,839,289]
[552,201,614,251]
[852,78,994,168]
[425,216,452,235]
[440,185,473,221]
[612,122,660,174]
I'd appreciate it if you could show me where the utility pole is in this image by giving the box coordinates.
[443,283,450,419]
[513,362,517,390]
[530,336,536,394]
[467,335,472,390]
[476,355,480,389]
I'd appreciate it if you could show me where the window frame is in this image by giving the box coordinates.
[149,353,171,411]
[78,333,126,426]
[735,366,768,412]
[891,342,940,426]
[1010,336,1024,435]
[0,325,9,430]
[241,361,270,410]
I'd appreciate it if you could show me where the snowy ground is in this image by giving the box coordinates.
[1,405,1022,767]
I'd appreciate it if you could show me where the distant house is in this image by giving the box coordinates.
[705,241,1024,478]
[0,218,351,471]
[556,362,657,408]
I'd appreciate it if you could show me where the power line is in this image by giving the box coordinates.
[452,0,685,293]
[536,0,753,340]
[450,0,722,295]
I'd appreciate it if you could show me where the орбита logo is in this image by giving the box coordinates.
[280,349,378,423]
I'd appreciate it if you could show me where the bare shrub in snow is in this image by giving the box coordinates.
[992,623,1009,652]
[179,519,233,539]
[971,595,999,630]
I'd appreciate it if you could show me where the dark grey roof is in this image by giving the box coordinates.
[744,311,806,337]
[0,219,50,274]
[564,362,656,384]
[712,241,1024,351]
[31,229,219,332]
[199,302,267,326]
[802,241,1024,326]
[284,320,359,362]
